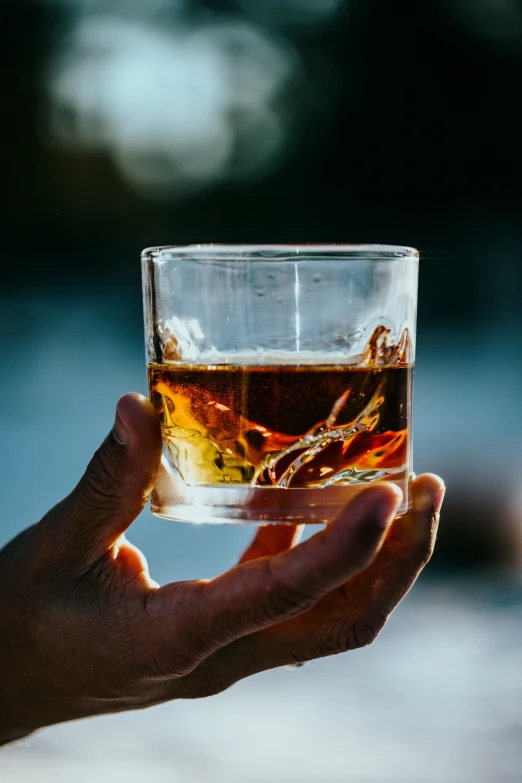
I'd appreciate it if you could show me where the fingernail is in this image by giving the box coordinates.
[113,399,129,446]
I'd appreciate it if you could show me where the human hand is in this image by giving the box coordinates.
[0,394,444,745]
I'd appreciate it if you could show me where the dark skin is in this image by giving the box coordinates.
[0,394,445,746]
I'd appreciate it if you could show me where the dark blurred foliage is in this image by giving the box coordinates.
[2,0,522,329]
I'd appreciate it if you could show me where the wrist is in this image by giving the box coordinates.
[0,691,42,747]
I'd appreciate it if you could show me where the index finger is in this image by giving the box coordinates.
[151,483,402,662]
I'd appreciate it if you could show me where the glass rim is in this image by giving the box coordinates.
[141,243,419,261]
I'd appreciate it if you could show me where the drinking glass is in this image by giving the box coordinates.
[142,244,418,524]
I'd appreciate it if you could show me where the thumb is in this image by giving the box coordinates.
[55,393,162,562]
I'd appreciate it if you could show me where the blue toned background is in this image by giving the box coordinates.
[2,0,522,779]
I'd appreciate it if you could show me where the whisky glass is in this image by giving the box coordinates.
[142,244,418,525]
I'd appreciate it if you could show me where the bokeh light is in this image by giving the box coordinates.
[47,15,298,196]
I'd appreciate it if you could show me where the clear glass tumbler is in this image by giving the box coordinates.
[142,244,418,524]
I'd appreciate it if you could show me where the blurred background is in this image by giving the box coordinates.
[1,0,522,780]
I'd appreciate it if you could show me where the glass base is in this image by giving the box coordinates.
[151,459,411,525]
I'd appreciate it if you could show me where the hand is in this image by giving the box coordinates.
[0,394,445,745]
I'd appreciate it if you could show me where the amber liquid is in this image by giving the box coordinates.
[148,363,412,491]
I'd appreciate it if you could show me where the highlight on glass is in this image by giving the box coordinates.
[142,244,419,525]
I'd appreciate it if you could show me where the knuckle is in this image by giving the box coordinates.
[143,585,211,677]
[340,615,382,651]
[318,612,384,657]
[346,620,380,650]
[81,446,124,510]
